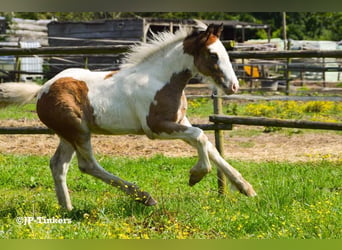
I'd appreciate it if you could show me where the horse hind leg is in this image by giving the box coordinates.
[50,138,75,211]
[73,135,157,206]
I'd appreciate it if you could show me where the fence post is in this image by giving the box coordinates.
[84,56,89,69]
[322,57,326,88]
[285,40,291,95]
[15,56,21,82]
[212,88,226,194]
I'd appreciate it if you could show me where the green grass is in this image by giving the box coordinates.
[0,104,38,121]
[0,154,340,239]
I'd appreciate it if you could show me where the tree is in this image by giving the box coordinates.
[1,12,341,41]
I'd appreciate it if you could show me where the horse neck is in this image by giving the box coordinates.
[141,41,195,84]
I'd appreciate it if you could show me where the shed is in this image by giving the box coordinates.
[46,18,270,77]
[48,18,271,46]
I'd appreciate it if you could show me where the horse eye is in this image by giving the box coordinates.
[210,53,219,61]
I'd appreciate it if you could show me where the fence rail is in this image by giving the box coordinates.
[209,115,342,131]
[0,126,53,134]
[1,45,342,58]
[1,45,342,88]
[0,45,129,56]
[0,124,227,134]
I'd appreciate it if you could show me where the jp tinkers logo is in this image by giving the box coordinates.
[16,216,72,225]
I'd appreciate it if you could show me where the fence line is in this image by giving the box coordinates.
[0,45,129,56]
[1,46,342,58]
[186,94,342,102]
[229,50,342,59]
[209,115,342,131]
[1,45,341,89]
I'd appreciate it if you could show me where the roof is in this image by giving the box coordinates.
[144,18,270,29]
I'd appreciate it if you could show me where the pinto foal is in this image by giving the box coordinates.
[0,23,256,210]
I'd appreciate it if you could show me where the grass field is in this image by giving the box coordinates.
[0,99,341,239]
[0,154,341,239]
[187,98,342,123]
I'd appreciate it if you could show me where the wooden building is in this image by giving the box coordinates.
[48,18,270,46]
[46,18,270,77]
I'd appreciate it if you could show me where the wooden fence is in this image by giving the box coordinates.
[1,45,342,90]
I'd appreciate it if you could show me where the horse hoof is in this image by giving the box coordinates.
[231,181,257,197]
[246,186,257,197]
[144,196,158,206]
[189,172,206,186]
[135,192,158,206]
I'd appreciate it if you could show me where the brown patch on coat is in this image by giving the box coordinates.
[205,33,218,46]
[183,24,218,56]
[146,69,192,135]
[104,71,118,80]
[183,24,224,80]
[37,77,94,144]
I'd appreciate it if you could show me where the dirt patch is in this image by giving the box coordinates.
[0,119,341,162]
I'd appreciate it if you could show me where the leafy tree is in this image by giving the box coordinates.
[1,12,341,41]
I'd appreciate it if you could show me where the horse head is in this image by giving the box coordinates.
[184,23,239,95]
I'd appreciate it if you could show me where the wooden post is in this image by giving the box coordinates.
[285,58,290,95]
[282,12,287,51]
[84,56,88,69]
[322,57,326,88]
[212,88,226,194]
[15,56,21,82]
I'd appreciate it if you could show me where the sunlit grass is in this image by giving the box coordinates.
[0,154,340,239]
[187,98,342,123]
[0,103,38,121]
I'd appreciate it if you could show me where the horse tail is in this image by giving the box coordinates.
[0,82,42,108]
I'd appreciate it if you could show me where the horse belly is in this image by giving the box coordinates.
[90,97,145,135]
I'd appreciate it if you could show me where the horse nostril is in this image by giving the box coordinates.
[232,82,239,93]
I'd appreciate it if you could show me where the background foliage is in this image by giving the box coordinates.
[1,12,342,41]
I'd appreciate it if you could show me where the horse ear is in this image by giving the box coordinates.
[214,23,224,38]
[205,24,215,36]
[199,24,215,44]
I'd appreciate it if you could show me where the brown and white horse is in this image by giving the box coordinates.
[0,23,256,210]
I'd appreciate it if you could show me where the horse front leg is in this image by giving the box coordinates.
[206,141,257,196]
[183,130,213,186]
[147,120,212,186]
[181,117,256,196]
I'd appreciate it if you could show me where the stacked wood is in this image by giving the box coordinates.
[7,18,52,46]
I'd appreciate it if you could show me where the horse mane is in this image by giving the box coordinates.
[120,26,193,69]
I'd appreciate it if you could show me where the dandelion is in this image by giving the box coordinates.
[142,234,150,239]
[118,233,130,239]
[243,214,250,220]
[257,234,264,239]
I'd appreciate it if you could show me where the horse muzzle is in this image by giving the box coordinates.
[220,79,239,95]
